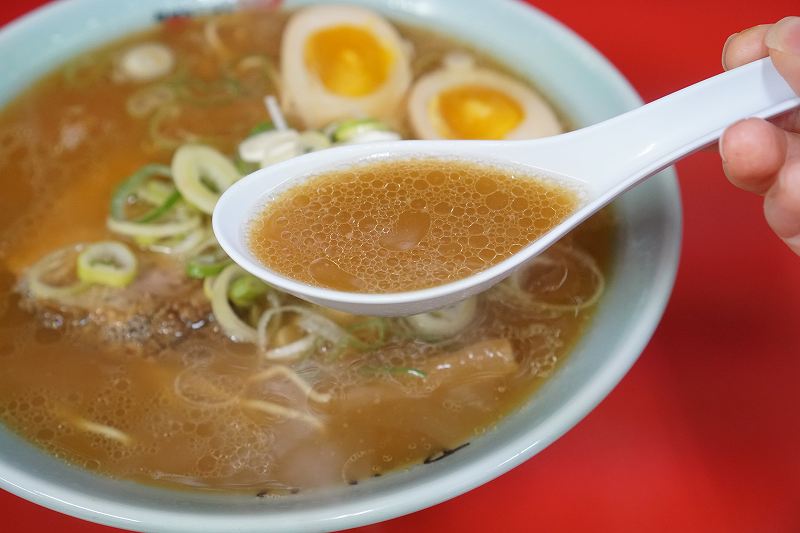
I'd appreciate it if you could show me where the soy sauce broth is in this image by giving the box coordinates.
[248,159,579,292]
[0,6,616,495]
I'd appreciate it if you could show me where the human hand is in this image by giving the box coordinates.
[720,17,800,254]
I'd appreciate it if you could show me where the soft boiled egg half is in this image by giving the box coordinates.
[280,5,412,129]
[408,54,563,140]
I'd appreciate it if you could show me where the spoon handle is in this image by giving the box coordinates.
[509,57,800,196]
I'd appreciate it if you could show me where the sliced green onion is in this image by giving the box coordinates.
[346,318,389,351]
[248,121,274,136]
[211,265,258,343]
[126,85,175,118]
[404,296,478,341]
[25,244,89,300]
[148,104,187,150]
[203,275,217,300]
[235,55,281,95]
[172,75,241,105]
[259,139,303,167]
[261,332,316,361]
[294,311,349,345]
[234,155,259,175]
[171,144,239,214]
[136,179,176,206]
[186,255,231,279]
[256,306,343,360]
[137,189,180,223]
[328,118,390,143]
[257,305,348,354]
[110,164,181,224]
[238,129,299,163]
[133,235,159,246]
[141,226,210,256]
[298,130,331,152]
[76,241,138,288]
[489,244,605,314]
[228,274,269,307]
[112,165,167,207]
[185,236,231,279]
[342,129,401,144]
[107,208,202,238]
[119,43,175,82]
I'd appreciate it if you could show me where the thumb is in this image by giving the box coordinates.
[766,16,800,95]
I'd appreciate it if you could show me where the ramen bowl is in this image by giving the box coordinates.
[0,0,681,530]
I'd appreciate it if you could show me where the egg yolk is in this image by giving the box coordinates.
[304,25,393,97]
[435,85,524,140]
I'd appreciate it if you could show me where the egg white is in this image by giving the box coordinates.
[280,5,412,130]
[408,55,562,140]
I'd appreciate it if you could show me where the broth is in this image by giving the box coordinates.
[0,6,615,494]
[249,159,578,292]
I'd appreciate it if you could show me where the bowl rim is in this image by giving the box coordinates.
[0,0,682,531]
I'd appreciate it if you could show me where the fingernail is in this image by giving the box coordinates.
[765,16,800,54]
[721,33,737,70]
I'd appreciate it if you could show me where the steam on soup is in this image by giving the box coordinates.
[249,159,579,292]
[0,5,613,493]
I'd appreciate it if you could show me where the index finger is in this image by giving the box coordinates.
[721,21,800,134]
[766,17,800,96]
[722,24,771,70]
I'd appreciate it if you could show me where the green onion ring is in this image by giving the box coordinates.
[185,236,231,279]
[107,209,202,239]
[228,274,269,307]
[110,164,181,223]
[76,241,138,288]
[211,265,258,343]
[329,118,390,143]
[25,244,90,300]
[171,144,240,214]
[186,255,231,279]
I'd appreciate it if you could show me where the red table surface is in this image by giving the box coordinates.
[2,1,799,531]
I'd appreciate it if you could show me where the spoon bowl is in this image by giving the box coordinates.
[214,57,799,316]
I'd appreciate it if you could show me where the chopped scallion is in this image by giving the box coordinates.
[76,241,138,288]
[228,274,269,307]
[110,164,181,224]
[186,253,231,279]
[249,121,275,136]
[171,144,240,214]
[329,118,390,143]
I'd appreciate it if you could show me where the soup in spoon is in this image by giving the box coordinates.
[248,158,579,293]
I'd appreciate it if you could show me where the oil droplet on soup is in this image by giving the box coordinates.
[248,159,579,292]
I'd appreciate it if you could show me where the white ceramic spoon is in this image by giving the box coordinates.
[214,57,799,316]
